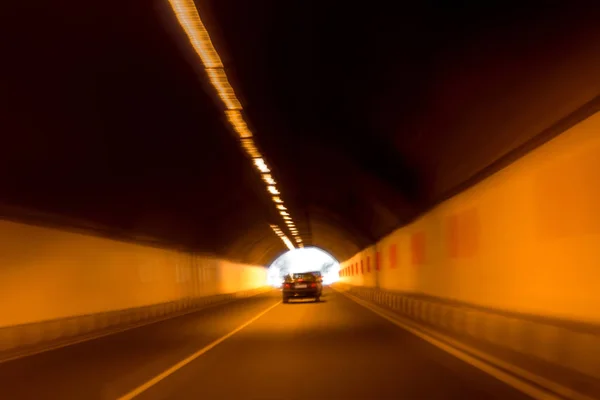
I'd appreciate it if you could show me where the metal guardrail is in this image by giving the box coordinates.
[0,286,272,362]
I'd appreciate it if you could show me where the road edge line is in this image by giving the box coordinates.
[333,287,592,400]
[117,300,282,400]
[0,289,274,365]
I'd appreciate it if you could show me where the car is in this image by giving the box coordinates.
[282,272,323,303]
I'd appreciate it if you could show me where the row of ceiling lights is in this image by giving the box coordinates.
[167,0,303,250]
[269,225,295,251]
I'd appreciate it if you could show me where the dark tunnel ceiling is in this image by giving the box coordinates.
[1,1,600,265]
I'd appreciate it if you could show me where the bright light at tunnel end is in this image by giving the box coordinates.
[267,247,340,287]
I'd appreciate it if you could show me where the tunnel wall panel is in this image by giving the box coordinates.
[0,220,267,328]
[337,111,600,393]
[341,110,600,324]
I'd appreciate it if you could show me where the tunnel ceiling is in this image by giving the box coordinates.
[1,1,600,265]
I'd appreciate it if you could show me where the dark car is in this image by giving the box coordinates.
[282,272,323,303]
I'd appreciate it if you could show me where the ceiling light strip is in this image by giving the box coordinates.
[167,0,301,247]
[270,225,295,251]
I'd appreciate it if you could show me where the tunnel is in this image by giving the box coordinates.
[1,1,600,398]
[266,247,340,287]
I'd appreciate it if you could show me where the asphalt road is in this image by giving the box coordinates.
[0,288,532,399]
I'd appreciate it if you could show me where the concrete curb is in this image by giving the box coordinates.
[0,286,272,363]
[334,283,600,398]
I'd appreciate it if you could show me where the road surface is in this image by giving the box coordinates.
[0,288,532,399]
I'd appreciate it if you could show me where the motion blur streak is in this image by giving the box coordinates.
[204,68,242,110]
[2,1,600,399]
[166,0,222,68]
[166,0,302,245]
[225,110,252,138]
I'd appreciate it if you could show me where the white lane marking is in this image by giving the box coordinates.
[333,289,587,400]
[117,300,281,400]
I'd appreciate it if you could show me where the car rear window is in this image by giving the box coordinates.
[293,273,317,281]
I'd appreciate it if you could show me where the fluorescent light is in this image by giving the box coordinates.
[253,158,270,173]
[262,174,276,185]
[166,0,303,250]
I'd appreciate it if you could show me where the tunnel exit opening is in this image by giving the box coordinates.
[267,247,340,287]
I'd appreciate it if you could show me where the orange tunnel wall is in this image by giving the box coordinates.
[340,111,600,324]
[0,220,267,327]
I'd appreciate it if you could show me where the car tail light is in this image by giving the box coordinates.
[284,283,290,289]
[310,283,317,288]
